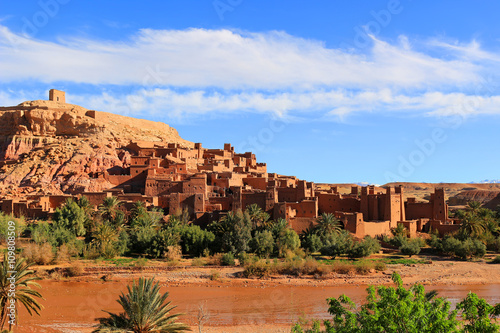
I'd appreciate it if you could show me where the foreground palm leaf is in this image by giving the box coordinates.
[0,254,44,330]
[94,277,191,332]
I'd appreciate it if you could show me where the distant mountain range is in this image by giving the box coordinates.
[469,180,500,184]
[356,182,382,187]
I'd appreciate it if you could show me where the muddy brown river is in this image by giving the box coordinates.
[17,281,500,332]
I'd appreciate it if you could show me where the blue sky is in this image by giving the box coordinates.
[1,0,500,184]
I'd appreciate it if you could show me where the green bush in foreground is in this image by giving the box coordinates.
[292,272,500,333]
[93,277,189,332]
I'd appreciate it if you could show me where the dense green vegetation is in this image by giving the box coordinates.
[0,199,496,269]
[292,272,500,333]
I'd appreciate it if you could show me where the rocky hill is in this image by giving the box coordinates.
[0,98,191,197]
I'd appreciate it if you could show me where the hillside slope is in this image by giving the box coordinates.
[0,99,191,197]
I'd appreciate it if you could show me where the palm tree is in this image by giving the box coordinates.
[245,204,270,229]
[466,201,482,213]
[459,212,486,239]
[93,277,190,332]
[78,196,96,234]
[92,222,120,258]
[315,213,342,237]
[99,197,122,223]
[0,254,44,330]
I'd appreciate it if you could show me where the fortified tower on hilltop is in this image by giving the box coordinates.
[49,89,65,103]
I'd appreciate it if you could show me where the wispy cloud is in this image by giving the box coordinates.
[1,25,500,119]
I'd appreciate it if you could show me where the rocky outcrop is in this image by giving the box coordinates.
[448,190,500,206]
[0,99,192,197]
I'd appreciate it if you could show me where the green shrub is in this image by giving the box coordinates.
[291,272,500,333]
[441,236,462,255]
[0,214,24,243]
[209,211,252,254]
[243,260,275,278]
[277,257,321,276]
[389,234,408,248]
[53,199,87,237]
[374,262,387,271]
[191,257,207,266]
[251,230,274,257]
[180,225,215,256]
[331,261,355,275]
[320,232,353,259]
[492,256,500,264]
[355,261,373,275]
[304,233,323,253]
[147,228,181,258]
[221,252,235,266]
[347,236,380,259]
[29,222,54,244]
[209,270,221,281]
[487,237,500,253]
[276,228,301,257]
[400,240,422,257]
[237,251,252,266]
[67,262,84,277]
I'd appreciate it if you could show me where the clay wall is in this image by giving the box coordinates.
[338,212,364,236]
[289,199,318,218]
[130,165,148,176]
[48,195,74,211]
[278,187,305,203]
[241,187,277,212]
[1,200,14,215]
[273,202,287,220]
[338,211,392,238]
[429,220,460,237]
[145,179,183,196]
[117,194,156,205]
[241,191,267,212]
[288,217,316,234]
[405,189,448,222]
[49,89,65,103]
[208,196,233,211]
[398,221,417,238]
[243,177,268,191]
[13,201,29,218]
[81,192,112,208]
[406,202,433,220]
[131,156,149,166]
[182,175,207,196]
[105,174,133,186]
[362,220,393,238]
[157,196,170,209]
[316,193,360,214]
[168,193,205,216]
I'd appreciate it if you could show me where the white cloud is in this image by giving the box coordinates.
[0,25,488,90]
[63,88,500,121]
[1,25,500,120]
